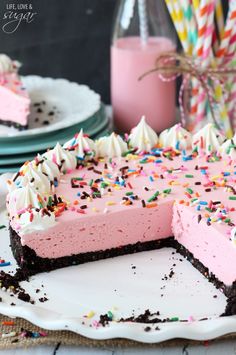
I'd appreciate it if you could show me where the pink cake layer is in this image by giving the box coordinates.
[0,73,30,126]
[13,154,236,286]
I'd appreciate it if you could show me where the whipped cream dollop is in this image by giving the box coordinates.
[8,185,46,215]
[33,154,61,182]
[17,209,56,236]
[96,132,128,158]
[43,143,77,172]
[218,138,236,160]
[192,123,225,154]
[159,124,192,150]
[0,54,20,74]
[15,162,51,194]
[129,116,158,153]
[63,129,97,159]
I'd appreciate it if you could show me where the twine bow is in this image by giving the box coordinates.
[139,52,236,129]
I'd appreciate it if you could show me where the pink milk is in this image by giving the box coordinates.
[111,37,176,133]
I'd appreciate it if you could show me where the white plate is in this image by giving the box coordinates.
[0,76,101,138]
[0,206,236,342]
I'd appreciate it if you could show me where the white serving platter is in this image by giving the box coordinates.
[0,76,101,138]
[0,176,236,343]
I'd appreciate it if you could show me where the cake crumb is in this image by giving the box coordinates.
[38,297,48,303]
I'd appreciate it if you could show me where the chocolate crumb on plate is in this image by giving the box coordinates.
[18,291,30,303]
[99,314,110,327]
[38,297,48,303]
[144,326,151,332]
[119,309,163,324]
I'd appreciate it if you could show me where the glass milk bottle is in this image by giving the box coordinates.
[111,0,177,133]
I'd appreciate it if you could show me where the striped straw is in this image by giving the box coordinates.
[192,0,200,17]
[181,0,198,54]
[194,0,233,137]
[215,0,225,41]
[228,79,236,129]
[180,0,199,128]
[223,4,236,128]
[138,0,149,45]
[194,0,215,126]
[213,0,236,136]
[217,1,236,58]
[202,1,215,62]
[165,0,190,53]
[196,0,213,58]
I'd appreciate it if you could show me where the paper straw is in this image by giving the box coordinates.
[215,0,225,41]
[164,0,233,135]
[181,0,198,54]
[228,28,236,59]
[195,1,215,126]
[216,1,236,58]
[213,0,236,136]
[138,0,149,45]
[208,5,233,137]
[165,0,189,53]
[165,0,197,129]
[173,0,190,54]
[195,0,212,58]
[192,0,200,17]
[193,0,232,138]
[180,0,199,128]
[192,0,212,127]
[202,1,215,62]
[228,79,236,128]
[225,25,236,127]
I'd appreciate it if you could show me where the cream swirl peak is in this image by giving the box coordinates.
[33,154,61,183]
[192,123,225,154]
[218,138,236,160]
[159,123,192,150]
[8,162,51,194]
[96,132,128,158]
[8,185,46,216]
[63,129,97,159]
[129,116,158,153]
[0,54,21,74]
[43,143,77,172]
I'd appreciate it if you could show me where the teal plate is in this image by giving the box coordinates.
[0,108,108,156]
[0,122,110,166]
[0,108,103,142]
[0,127,111,174]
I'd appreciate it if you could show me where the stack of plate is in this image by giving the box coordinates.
[0,76,110,173]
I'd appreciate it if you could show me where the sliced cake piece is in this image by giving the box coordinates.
[0,54,30,129]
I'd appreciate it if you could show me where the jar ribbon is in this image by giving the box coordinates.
[139,52,236,129]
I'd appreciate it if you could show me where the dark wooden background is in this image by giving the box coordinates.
[0,0,228,104]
